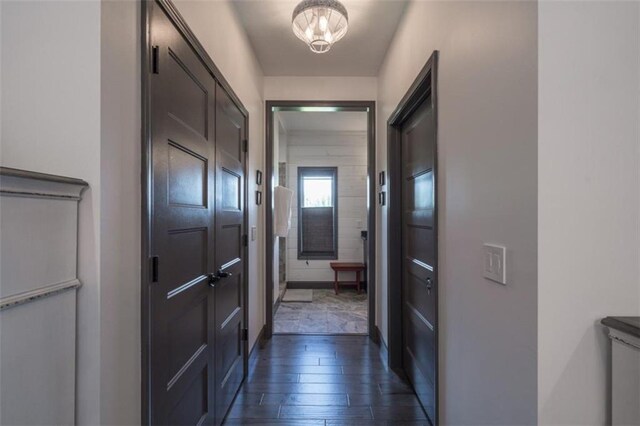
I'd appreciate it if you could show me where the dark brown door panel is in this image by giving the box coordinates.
[214,83,246,425]
[149,5,216,424]
[401,97,437,423]
[147,3,247,425]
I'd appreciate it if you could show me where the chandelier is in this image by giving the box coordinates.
[292,0,349,54]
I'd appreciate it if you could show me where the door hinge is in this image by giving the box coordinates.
[151,256,159,283]
[241,328,248,341]
[243,234,248,247]
[151,45,160,74]
[243,139,248,153]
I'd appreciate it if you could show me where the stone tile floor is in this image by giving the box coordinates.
[274,289,368,334]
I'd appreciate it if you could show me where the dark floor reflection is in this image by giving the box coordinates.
[223,335,428,425]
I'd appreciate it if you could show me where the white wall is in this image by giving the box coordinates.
[264,76,376,101]
[100,1,141,424]
[278,121,288,163]
[286,130,368,282]
[274,118,288,302]
[173,0,265,350]
[377,1,538,423]
[538,1,640,423]
[272,115,281,303]
[0,176,84,425]
[0,1,103,423]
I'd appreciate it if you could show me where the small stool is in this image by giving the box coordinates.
[330,262,365,295]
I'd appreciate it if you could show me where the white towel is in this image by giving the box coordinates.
[274,186,294,238]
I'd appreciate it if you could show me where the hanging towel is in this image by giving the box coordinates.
[274,185,294,237]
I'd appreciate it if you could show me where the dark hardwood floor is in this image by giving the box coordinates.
[223,335,429,425]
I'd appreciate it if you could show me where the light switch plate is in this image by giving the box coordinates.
[483,243,506,285]
[251,226,257,241]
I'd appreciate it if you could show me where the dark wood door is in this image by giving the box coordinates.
[148,5,246,425]
[401,97,437,423]
[213,84,246,425]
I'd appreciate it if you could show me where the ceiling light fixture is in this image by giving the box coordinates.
[292,0,349,54]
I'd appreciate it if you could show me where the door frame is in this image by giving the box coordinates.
[386,50,439,414]
[264,100,376,340]
[141,1,250,423]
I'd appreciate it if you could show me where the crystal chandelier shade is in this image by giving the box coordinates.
[292,0,349,54]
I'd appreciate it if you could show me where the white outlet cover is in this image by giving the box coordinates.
[483,243,506,285]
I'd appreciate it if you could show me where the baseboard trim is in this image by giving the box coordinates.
[377,326,388,349]
[371,324,381,345]
[234,325,266,423]
[381,332,406,379]
[287,281,368,290]
[249,325,266,361]
[286,281,333,289]
[375,325,391,369]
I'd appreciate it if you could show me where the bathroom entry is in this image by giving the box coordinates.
[265,102,376,338]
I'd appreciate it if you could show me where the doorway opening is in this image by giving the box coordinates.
[265,101,376,339]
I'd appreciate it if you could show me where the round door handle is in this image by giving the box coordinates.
[217,270,232,279]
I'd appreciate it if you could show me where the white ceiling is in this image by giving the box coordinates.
[278,111,368,132]
[231,0,408,76]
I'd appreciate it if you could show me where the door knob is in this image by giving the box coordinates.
[217,270,232,279]
[208,272,220,287]
[426,278,432,295]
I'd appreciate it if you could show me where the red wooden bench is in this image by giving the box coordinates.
[330,262,365,295]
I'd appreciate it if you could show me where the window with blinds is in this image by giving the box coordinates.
[297,167,338,260]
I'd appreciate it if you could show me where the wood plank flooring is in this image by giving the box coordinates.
[223,335,429,425]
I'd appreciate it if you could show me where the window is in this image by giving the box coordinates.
[298,167,338,260]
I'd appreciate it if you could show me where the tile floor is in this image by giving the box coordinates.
[274,289,368,334]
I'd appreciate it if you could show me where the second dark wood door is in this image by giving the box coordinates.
[213,84,246,425]
[401,96,437,423]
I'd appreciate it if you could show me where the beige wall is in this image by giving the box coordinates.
[377,1,538,423]
[538,1,640,423]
